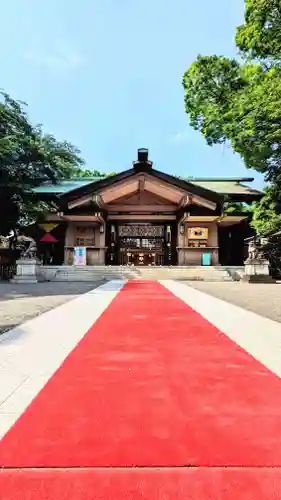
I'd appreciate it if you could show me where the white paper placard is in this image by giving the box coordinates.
[74,247,86,265]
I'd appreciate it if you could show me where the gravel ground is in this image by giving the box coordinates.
[2,279,280,337]
[182,281,281,323]
[0,281,104,334]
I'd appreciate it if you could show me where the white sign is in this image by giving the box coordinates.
[74,247,86,265]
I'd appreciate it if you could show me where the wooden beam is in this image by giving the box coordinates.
[107,204,177,212]
[92,194,105,208]
[139,175,145,192]
[218,215,247,226]
[68,193,105,210]
[144,178,184,204]
[192,195,216,211]
[108,214,176,221]
[178,212,188,225]
[46,214,104,224]
[179,195,190,208]
[68,194,92,210]
[184,215,220,222]
[100,179,139,204]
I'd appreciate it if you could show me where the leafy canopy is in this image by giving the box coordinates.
[183,57,281,184]
[251,187,281,235]
[236,0,281,60]
[182,0,281,236]
[0,91,118,233]
[72,167,117,178]
[0,92,84,234]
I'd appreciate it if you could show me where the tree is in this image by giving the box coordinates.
[71,167,117,178]
[0,91,84,235]
[183,57,281,183]
[72,167,105,178]
[223,201,253,214]
[236,0,281,60]
[251,187,281,235]
[183,56,246,147]
[182,0,281,237]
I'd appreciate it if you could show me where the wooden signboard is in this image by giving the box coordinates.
[187,227,209,240]
[119,225,164,237]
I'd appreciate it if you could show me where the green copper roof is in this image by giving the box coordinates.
[33,177,105,194]
[188,179,261,196]
[33,175,261,197]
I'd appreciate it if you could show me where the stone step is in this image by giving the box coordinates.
[40,265,243,282]
[52,273,233,282]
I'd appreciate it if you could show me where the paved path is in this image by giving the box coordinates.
[183,281,281,323]
[0,281,104,334]
[1,279,281,499]
[0,280,121,438]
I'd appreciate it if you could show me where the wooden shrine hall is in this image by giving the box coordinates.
[33,149,262,267]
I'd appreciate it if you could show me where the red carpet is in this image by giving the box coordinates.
[1,280,281,497]
[1,468,281,500]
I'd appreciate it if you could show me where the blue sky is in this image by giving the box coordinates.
[1,0,264,187]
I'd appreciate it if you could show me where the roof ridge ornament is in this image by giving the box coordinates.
[133,148,153,172]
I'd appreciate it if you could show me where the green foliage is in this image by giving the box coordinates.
[236,0,281,60]
[20,199,58,227]
[182,1,281,237]
[72,168,117,178]
[251,187,281,235]
[0,91,84,235]
[224,201,253,214]
[183,56,246,146]
[72,167,105,178]
[106,172,118,177]
[183,59,281,181]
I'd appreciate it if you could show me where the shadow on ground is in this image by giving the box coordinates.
[0,281,106,301]
[0,324,19,337]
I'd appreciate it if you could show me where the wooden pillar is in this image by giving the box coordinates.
[177,220,185,266]
[64,223,75,264]
[99,223,106,265]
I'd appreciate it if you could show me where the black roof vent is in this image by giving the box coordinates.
[133,148,153,172]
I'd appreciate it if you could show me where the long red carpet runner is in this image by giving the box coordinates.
[1,281,281,498]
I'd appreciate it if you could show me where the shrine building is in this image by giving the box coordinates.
[33,149,262,267]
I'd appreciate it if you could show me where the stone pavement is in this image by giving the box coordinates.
[182,281,281,323]
[0,281,104,335]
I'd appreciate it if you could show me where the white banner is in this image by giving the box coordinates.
[74,247,86,265]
